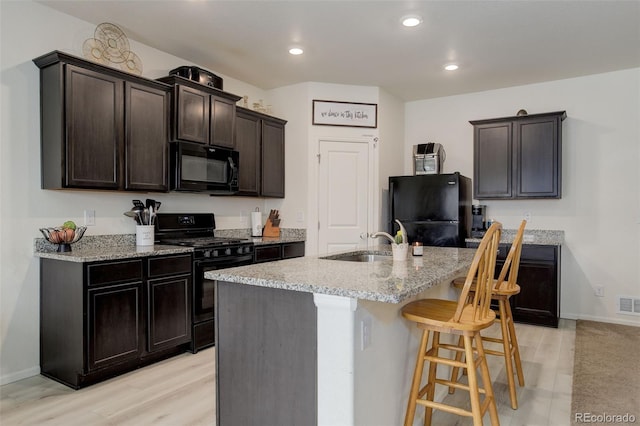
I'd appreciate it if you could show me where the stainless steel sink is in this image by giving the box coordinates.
[321,252,391,262]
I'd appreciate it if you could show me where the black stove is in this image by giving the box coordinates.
[155,213,254,352]
[155,213,253,260]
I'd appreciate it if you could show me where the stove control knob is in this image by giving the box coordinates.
[244,246,252,254]
[212,250,219,257]
[236,247,243,255]
[225,248,231,256]
[203,250,211,258]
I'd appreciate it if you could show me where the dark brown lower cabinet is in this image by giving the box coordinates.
[87,282,143,371]
[509,245,560,327]
[40,253,192,389]
[253,241,305,263]
[466,242,560,327]
[147,275,191,352]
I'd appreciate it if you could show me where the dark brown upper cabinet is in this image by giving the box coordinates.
[470,111,566,199]
[33,51,170,192]
[125,82,170,191]
[235,107,286,198]
[158,76,241,149]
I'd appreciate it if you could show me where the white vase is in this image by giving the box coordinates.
[392,243,409,261]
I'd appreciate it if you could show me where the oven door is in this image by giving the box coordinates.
[193,254,253,323]
[171,142,239,194]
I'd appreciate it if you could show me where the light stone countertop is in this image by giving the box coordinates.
[34,244,193,263]
[33,229,306,262]
[34,234,192,262]
[466,229,564,246]
[205,246,476,304]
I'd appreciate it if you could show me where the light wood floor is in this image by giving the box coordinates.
[1,320,575,425]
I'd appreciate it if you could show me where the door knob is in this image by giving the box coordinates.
[360,232,369,240]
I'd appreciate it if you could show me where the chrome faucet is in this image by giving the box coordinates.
[370,231,396,244]
[370,220,408,244]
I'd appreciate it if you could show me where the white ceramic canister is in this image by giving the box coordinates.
[136,225,154,246]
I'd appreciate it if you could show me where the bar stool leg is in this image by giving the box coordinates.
[448,335,465,394]
[499,299,518,409]
[476,333,500,425]
[463,334,484,426]
[405,329,430,426]
[424,331,440,426]
[505,301,524,387]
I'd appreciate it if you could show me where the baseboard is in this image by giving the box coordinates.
[1,366,40,386]
[561,312,640,327]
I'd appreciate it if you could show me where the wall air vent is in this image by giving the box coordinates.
[617,295,640,316]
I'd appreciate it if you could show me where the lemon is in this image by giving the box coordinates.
[62,220,77,230]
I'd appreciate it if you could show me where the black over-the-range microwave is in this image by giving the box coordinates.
[170,141,239,194]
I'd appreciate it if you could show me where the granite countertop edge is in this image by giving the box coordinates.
[33,229,306,262]
[206,246,476,304]
[34,244,193,263]
[465,229,564,246]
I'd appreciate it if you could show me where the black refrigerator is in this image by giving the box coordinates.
[388,173,472,247]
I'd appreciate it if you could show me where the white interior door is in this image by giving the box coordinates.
[318,140,371,254]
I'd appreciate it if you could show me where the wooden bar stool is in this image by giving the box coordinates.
[450,220,527,410]
[401,222,502,426]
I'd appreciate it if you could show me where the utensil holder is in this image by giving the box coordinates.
[136,225,154,246]
[392,243,409,261]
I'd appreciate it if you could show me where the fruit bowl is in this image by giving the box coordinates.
[40,226,87,252]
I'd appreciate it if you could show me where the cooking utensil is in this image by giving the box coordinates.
[146,199,155,209]
[149,205,155,225]
[124,210,137,221]
[132,199,145,209]
[131,205,144,225]
[142,208,150,226]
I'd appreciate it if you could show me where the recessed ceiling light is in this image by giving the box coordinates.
[401,15,422,27]
[289,47,304,55]
[444,64,459,71]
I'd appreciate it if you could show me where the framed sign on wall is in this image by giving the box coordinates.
[312,100,377,128]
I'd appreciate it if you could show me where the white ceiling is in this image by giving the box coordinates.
[39,0,640,101]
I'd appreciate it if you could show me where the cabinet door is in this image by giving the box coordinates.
[175,84,209,144]
[87,282,143,371]
[473,122,512,198]
[254,245,282,263]
[514,117,561,198]
[235,110,261,195]
[65,65,123,189]
[261,119,285,198]
[125,82,169,191]
[210,95,236,148]
[147,274,192,352]
[511,245,559,327]
[283,242,305,259]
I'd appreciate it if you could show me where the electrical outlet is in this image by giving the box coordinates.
[594,286,605,297]
[84,210,96,226]
[296,210,305,222]
[361,317,372,350]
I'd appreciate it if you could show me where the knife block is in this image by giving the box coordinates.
[262,218,280,238]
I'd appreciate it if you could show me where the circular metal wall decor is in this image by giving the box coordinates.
[82,22,143,75]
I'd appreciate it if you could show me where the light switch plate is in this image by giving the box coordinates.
[84,210,96,226]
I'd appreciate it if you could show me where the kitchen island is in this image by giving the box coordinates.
[206,246,476,426]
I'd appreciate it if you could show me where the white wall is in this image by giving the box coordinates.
[0,1,276,384]
[405,69,640,326]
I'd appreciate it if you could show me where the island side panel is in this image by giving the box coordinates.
[215,281,317,426]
